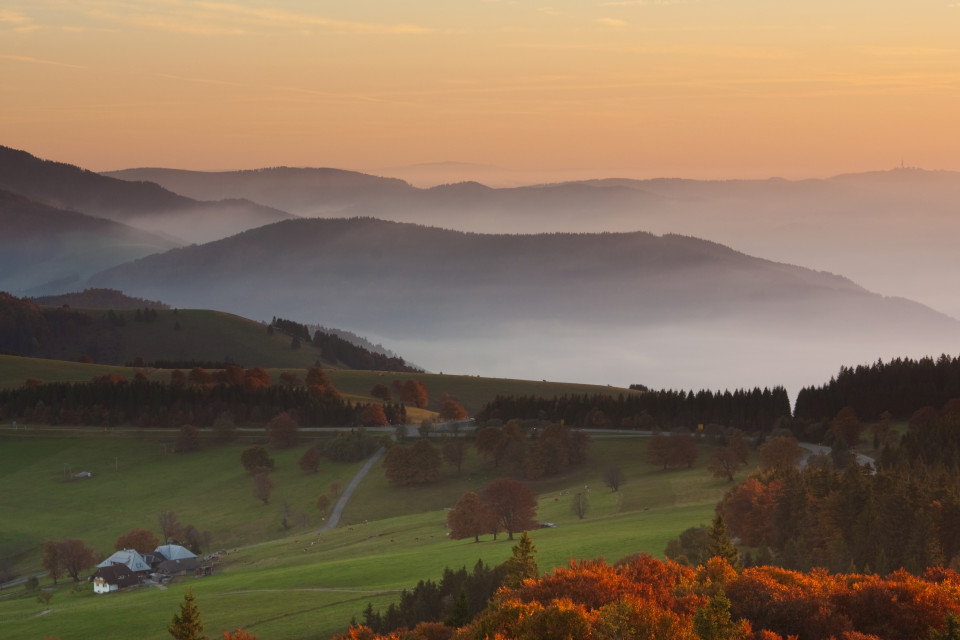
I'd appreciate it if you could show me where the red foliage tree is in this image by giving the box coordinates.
[447,491,497,542]
[481,478,538,540]
[401,379,429,408]
[298,446,320,473]
[114,527,159,554]
[758,436,803,471]
[58,538,97,581]
[266,411,299,448]
[438,394,468,421]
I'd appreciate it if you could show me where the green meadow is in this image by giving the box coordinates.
[0,433,738,640]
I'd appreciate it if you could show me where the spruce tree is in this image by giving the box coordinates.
[502,531,539,587]
[707,514,740,571]
[168,588,208,640]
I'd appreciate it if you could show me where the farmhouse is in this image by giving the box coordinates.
[90,564,140,594]
[154,544,200,575]
[97,548,151,573]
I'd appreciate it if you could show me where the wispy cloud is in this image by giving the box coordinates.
[596,17,629,28]
[0,8,39,32]
[0,54,86,69]
[76,0,432,36]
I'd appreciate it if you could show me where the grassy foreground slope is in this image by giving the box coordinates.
[0,435,738,640]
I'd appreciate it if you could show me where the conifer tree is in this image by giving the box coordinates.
[707,513,740,571]
[168,588,208,640]
[502,531,539,587]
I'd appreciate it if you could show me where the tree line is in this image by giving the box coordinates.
[477,387,791,432]
[794,354,960,421]
[337,552,960,640]
[0,370,405,429]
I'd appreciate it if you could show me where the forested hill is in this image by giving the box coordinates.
[0,189,176,295]
[87,217,960,392]
[0,145,295,244]
[0,292,414,371]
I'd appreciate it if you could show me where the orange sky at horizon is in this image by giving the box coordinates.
[2,0,959,185]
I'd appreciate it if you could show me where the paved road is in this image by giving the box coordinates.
[799,443,875,470]
[318,446,385,532]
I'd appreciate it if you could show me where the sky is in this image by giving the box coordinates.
[2,0,960,183]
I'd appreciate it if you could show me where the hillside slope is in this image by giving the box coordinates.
[88,218,960,391]
[0,146,295,244]
[0,189,177,295]
[105,165,960,320]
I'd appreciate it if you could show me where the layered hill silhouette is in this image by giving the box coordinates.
[0,146,295,245]
[105,163,960,319]
[88,217,960,391]
[0,189,176,295]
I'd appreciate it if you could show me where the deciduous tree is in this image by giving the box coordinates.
[240,446,275,473]
[115,527,159,554]
[58,538,96,581]
[443,438,468,474]
[604,466,625,492]
[447,491,496,543]
[252,472,274,505]
[158,509,184,544]
[176,424,201,452]
[42,540,62,584]
[266,411,299,448]
[298,446,320,473]
[360,403,388,427]
[481,478,538,540]
[571,491,590,519]
[438,394,468,421]
[757,436,803,471]
[371,384,392,402]
[316,494,332,517]
[401,379,429,408]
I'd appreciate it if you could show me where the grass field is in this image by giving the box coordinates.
[0,434,739,640]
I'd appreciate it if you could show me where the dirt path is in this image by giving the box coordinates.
[318,446,385,532]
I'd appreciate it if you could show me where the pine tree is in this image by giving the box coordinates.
[445,587,471,627]
[707,513,740,571]
[502,531,539,587]
[168,588,208,640]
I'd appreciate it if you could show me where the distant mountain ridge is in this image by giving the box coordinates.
[87,217,960,391]
[0,145,296,244]
[0,188,177,295]
[103,163,960,321]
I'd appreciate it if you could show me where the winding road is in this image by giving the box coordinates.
[318,446,385,532]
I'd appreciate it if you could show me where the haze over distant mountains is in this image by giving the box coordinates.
[106,163,960,320]
[88,217,960,393]
[0,146,294,246]
[5,144,960,391]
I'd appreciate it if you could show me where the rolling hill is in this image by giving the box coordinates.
[0,146,295,244]
[87,217,960,392]
[0,189,177,296]
[104,164,960,321]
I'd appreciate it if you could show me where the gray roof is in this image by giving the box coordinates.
[154,544,197,560]
[97,549,151,572]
